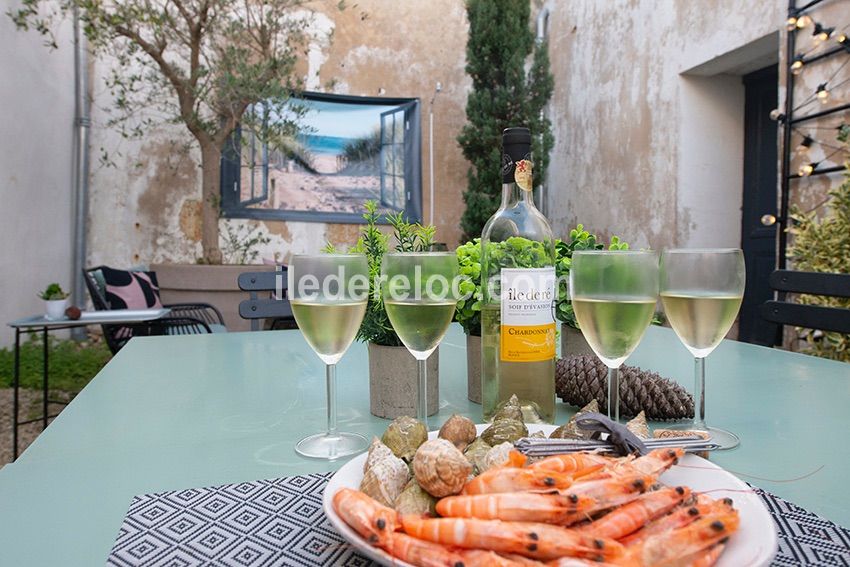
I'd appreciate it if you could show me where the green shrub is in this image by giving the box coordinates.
[787,145,850,361]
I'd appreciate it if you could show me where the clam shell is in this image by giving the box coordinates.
[381,416,428,462]
[626,410,650,439]
[481,441,514,472]
[463,436,492,475]
[363,437,395,474]
[359,451,409,507]
[413,439,472,497]
[438,414,477,452]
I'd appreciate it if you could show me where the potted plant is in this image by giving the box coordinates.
[39,283,71,320]
[554,225,629,356]
[327,201,440,418]
[454,240,483,403]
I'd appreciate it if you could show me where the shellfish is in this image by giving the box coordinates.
[413,438,472,497]
[359,449,409,507]
[381,415,428,462]
[438,414,477,452]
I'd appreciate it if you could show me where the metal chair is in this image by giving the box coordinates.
[760,270,850,334]
[84,266,226,353]
[237,267,297,330]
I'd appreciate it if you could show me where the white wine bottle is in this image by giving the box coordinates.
[481,127,557,423]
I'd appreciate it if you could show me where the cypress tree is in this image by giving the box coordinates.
[458,0,554,240]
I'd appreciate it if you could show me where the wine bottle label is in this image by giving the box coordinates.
[499,267,556,362]
[514,159,533,192]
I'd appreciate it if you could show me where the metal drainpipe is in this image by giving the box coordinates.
[535,5,551,217]
[71,4,91,339]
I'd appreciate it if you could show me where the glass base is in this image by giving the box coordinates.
[667,423,740,451]
[295,431,368,460]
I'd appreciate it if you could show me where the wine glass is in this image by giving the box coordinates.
[381,252,459,428]
[569,250,659,421]
[288,254,370,459]
[660,249,745,450]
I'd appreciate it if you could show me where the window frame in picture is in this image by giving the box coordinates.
[219,91,422,224]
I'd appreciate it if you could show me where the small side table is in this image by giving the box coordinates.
[7,309,171,460]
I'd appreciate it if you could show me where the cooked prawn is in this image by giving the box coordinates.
[332,488,397,547]
[383,532,466,567]
[436,491,595,524]
[462,466,575,495]
[565,473,656,515]
[579,448,684,483]
[400,515,625,562]
[527,453,610,477]
[619,495,734,546]
[577,486,691,540]
[620,510,740,566]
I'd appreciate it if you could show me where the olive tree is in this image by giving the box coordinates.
[11,0,329,262]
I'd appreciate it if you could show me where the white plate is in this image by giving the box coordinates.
[322,424,778,567]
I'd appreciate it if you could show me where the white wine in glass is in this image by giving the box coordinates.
[382,252,458,428]
[382,300,457,355]
[288,254,370,460]
[290,301,367,363]
[660,249,745,450]
[570,251,659,421]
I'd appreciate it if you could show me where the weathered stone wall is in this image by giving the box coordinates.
[86,0,471,270]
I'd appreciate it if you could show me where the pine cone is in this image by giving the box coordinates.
[556,355,694,420]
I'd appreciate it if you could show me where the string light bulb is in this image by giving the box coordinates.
[790,55,805,75]
[798,162,818,177]
[812,23,834,44]
[816,83,830,104]
[786,16,798,31]
[796,15,812,29]
[769,108,785,122]
[796,135,814,153]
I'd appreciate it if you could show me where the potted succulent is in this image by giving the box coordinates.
[555,225,630,356]
[327,201,440,419]
[39,283,71,321]
[454,240,483,403]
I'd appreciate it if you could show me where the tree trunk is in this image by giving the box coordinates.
[199,142,223,264]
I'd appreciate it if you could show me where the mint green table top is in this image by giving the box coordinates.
[0,325,847,565]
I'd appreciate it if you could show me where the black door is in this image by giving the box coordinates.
[738,65,780,345]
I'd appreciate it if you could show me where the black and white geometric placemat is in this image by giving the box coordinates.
[107,472,850,566]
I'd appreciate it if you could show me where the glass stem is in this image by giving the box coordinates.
[693,356,707,430]
[607,366,620,422]
[418,358,428,428]
[326,363,337,437]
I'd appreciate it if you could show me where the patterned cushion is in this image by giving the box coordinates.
[100,267,163,310]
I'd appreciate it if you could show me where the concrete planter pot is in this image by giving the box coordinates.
[560,324,595,358]
[466,333,482,404]
[44,298,70,320]
[151,263,277,332]
[368,342,439,419]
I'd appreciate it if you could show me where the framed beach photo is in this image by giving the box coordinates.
[220,92,422,224]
